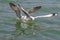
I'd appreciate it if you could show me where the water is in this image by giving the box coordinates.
[0,0,60,40]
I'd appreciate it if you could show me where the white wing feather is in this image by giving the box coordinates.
[34,13,57,19]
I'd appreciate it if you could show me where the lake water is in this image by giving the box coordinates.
[0,0,60,40]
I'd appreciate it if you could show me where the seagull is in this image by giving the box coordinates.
[9,3,57,23]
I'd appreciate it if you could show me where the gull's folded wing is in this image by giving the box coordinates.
[28,6,42,14]
[9,3,21,18]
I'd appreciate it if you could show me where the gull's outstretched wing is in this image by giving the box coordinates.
[28,6,42,14]
[21,7,31,18]
[9,3,21,18]
[34,13,57,19]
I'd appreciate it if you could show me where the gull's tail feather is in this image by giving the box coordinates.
[34,13,57,19]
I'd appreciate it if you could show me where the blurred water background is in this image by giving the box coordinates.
[0,0,60,40]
